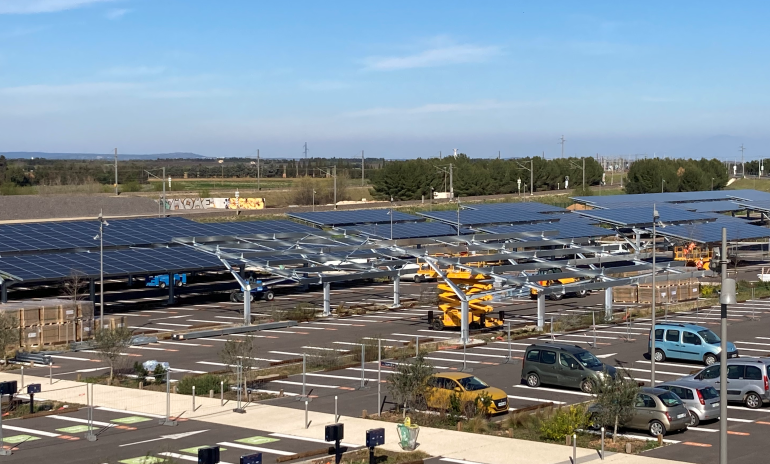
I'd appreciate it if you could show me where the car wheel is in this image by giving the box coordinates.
[576,289,588,298]
[159,282,166,289]
[230,291,238,302]
[704,353,718,366]
[265,291,275,301]
[175,280,183,287]
[526,373,541,387]
[688,410,700,427]
[248,293,255,303]
[649,420,666,437]
[745,392,762,409]
[654,349,666,363]
[580,379,595,394]
[414,275,422,283]
[550,293,564,301]
[431,318,444,331]
[469,321,481,330]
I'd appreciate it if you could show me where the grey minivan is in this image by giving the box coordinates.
[681,358,770,409]
[658,380,720,426]
[521,342,617,393]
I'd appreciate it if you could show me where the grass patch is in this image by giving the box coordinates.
[310,449,429,464]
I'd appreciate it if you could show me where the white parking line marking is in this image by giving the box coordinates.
[268,432,359,447]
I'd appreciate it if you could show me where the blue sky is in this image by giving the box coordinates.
[0,0,769,159]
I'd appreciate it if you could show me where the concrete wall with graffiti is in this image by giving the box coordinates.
[161,198,266,210]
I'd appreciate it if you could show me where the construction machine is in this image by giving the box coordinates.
[529,267,588,301]
[432,268,504,331]
[674,243,712,270]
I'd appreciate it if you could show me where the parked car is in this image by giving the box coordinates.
[679,358,770,409]
[589,387,690,436]
[521,342,617,393]
[529,267,588,300]
[230,278,274,302]
[426,372,508,414]
[397,263,436,283]
[658,380,720,426]
[649,323,738,366]
[145,274,186,288]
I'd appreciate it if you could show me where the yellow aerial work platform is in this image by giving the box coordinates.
[674,243,713,270]
[431,269,504,331]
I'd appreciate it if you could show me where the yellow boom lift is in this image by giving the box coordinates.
[674,243,712,270]
[431,268,504,331]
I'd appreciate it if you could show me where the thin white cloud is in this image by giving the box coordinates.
[343,100,534,118]
[363,42,501,71]
[0,0,114,14]
[299,80,349,91]
[0,81,139,97]
[102,66,165,77]
[105,7,128,19]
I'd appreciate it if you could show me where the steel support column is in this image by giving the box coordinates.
[243,283,251,325]
[392,276,400,307]
[460,299,470,344]
[89,279,95,302]
[168,273,175,304]
[127,275,133,287]
[537,292,546,330]
[0,280,6,304]
[323,282,331,316]
[635,233,640,252]
[604,287,613,321]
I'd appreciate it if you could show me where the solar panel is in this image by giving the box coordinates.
[573,190,768,209]
[577,205,717,226]
[288,209,422,226]
[465,202,566,214]
[673,201,744,213]
[418,209,552,227]
[0,247,224,282]
[655,217,770,243]
[344,222,472,239]
[479,222,613,239]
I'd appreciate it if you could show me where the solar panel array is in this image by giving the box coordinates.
[0,247,224,282]
[0,217,315,254]
[574,189,770,209]
[465,202,566,214]
[344,222,472,240]
[674,201,744,213]
[578,205,717,226]
[480,222,613,240]
[288,209,422,226]
[655,217,770,243]
[418,209,551,227]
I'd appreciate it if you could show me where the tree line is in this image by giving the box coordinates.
[368,154,604,201]
[625,158,730,194]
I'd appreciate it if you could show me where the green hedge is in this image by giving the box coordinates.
[176,374,230,395]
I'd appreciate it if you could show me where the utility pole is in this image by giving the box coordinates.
[740,144,745,178]
[361,150,365,186]
[531,157,534,196]
[114,148,118,195]
[333,165,337,209]
[559,135,566,158]
[449,163,454,199]
[582,157,585,191]
[257,149,261,191]
[304,142,309,177]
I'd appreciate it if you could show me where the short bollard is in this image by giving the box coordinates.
[601,426,605,460]
[20,366,24,389]
[572,433,576,464]
[220,381,224,406]
[49,362,53,385]
[335,395,339,422]
[192,385,196,410]
[209,389,214,398]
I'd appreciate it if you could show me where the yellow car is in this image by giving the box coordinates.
[426,372,509,414]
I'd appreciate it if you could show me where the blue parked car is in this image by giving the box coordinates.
[145,274,187,289]
[649,323,738,366]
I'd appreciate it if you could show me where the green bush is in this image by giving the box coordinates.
[539,404,590,441]
[176,374,229,395]
[199,188,211,198]
[122,181,141,192]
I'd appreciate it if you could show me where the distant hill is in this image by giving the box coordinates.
[0,152,207,160]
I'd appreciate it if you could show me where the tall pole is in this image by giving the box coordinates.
[719,227,728,464]
[333,165,337,210]
[560,135,565,158]
[449,163,454,199]
[457,197,461,236]
[99,209,104,323]
[257,149,261,191]
[390,197,394,240]
[582,157,585,192]
[114,148,118,195]
[361,150,365,186]
[650,204,658,386]
[304,143,309,177]
[162,167,166,214]
[530,158,534,196]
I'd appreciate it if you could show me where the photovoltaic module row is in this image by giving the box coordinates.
[288,209,422,226]
[0,247,224,282]
[0,217,315,254]
[577,205,718,226]
[654,216,770,243]
[341,222,474,240]
[479,223,614,240]
[418,209,553,227]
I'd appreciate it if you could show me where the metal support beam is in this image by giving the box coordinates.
[127,275,133,286]
[243,283,251,326]
[323,282,331,316]
[537,292,546,330]
[392,276,400,307]
[604,287,613,321]
[239,264,246,279]
[89,279,95,302]
[168,273,175,304]
[460,299,470,344]
[0,280,6,304]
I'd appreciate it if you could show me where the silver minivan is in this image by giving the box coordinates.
[658,380,720,426]
[681,358,770,409]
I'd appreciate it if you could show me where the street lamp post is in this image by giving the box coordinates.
[712,177,715,191]
[312,189,316,212]
[650,204,659,385]
[390,196,394,240]
[94,210,109,323]
[661,179,666,193]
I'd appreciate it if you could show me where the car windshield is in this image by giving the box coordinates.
[658,391,683,407]
[458,376,489,391]
[698,329,721,344]
[700,387,719,400]
[575,351,603,369]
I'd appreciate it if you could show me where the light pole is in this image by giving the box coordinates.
[312,189,316,212]
[661,179,666,193]
[517,178,521,197]
[650,204,659,386]
[94,210,109,323]
[712,177,715,191]
[218,159,224,186]
[516,159,534,196]
[390,196,394,240]
[719,227,736,464]
[456,197,461,236]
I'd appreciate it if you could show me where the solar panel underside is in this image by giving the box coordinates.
[0,247,224,282]
[418,209,551,226]
[345,222,473,239]
[0,217,315,254]
[479,222,613,239]
[466,202,566,214]
[578,205,717,226]
[674,201,743,213]
[655,218,770,243]
[288,209,422,226]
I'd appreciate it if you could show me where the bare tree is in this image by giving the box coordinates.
[220,336,257,392]
[61,269,88,312]
[93,326,133,384]
[0,312,19,368]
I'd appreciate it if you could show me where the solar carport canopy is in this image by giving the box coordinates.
[0,247,224,282]
[288,209,423,226]
[419,209,552,227]
[577,205,717,226]
[653,217,770,244]
[0,217,316,255]
[341,222,472,239]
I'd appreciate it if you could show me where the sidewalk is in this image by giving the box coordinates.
[1,372,689,464]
